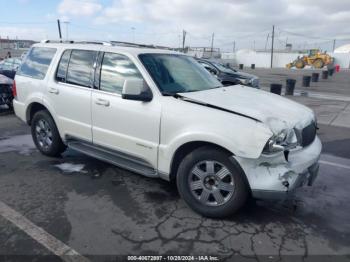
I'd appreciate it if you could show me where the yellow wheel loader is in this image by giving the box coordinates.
[286,49,333,69]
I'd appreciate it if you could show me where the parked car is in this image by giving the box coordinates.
[13,41,321,218]
[20,51,28,60]
[196,58,260,88]
[0,74,14,109]
[0,58,22,79]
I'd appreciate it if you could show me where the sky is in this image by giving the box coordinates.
[1,0,350,52]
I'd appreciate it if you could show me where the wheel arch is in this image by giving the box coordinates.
[169,141,252,193]
[169,141,229,181]
[25,102,60,136]
[26,102,50,125]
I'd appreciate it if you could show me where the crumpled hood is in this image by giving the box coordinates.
[179,85,315,134]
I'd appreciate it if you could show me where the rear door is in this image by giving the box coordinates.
[45,49,98,142]
[91,52,161,168]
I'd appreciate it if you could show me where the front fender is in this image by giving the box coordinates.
[157,97,273,175]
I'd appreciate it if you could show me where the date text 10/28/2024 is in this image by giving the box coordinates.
[127,255,219,261]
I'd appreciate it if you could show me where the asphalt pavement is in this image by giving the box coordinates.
[0,68,350,261]
[0,110,350,261]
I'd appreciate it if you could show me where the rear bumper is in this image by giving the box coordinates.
[233,136,322,200]
[13,99,26,122]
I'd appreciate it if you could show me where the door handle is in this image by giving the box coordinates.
[48,88,59,94]
[95,98,110,107]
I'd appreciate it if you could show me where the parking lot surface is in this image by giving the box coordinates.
[1,69,350,261]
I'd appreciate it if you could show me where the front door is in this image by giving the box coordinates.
[91,52,161,168]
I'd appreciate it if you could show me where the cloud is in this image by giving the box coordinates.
[58,0,102,16]
[91,0,350,50]
[0,26,47,40]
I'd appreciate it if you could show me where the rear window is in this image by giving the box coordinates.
[18,47,56,79]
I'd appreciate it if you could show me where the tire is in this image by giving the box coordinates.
[295,59,305,69]
[31,110,66,157]
[313,59,324,69]
[176,146,249,218]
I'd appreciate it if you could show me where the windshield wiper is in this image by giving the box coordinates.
[161,91,182,98]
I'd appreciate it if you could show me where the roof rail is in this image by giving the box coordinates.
[40,39,175,50]
[75,40,112,46]
[111,41,174,50]
[111,41,156,48]
[40,39,112,46]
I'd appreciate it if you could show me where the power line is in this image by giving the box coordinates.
[277,27,333,41]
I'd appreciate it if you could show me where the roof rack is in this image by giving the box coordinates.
[40,39,176,50]
[110,41,157,49]
[40,39,112,46]
[111,41,176,50]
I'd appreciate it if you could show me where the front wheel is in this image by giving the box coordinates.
[295,59,305,69]
[176,147,249,218]
[31,110,66,157]
[313,59,324,69]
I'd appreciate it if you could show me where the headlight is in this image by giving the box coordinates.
[263,129,299,154]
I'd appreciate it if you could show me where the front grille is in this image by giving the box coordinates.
[301,121,317,147]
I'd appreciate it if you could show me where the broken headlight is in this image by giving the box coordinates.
[263,129,299,154]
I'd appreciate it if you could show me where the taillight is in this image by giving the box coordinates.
[12,80,17,99]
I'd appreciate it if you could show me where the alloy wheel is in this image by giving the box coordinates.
[188,160,235,206]
[35,119,53,150]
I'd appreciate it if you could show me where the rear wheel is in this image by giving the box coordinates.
[31,110,66,157]
[176,146,249,218]
[313,59,324,69]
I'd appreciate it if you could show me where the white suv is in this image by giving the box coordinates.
[13,41,321,217]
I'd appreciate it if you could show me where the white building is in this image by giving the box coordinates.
[334,44,350,53]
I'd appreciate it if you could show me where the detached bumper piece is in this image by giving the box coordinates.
[252,162,320,200]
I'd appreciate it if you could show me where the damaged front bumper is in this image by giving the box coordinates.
[232,136,322,200]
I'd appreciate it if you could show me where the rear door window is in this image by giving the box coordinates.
[66,50,97,88]
[18,47,57,79]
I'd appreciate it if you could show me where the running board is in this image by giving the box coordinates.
[67,140,158,178]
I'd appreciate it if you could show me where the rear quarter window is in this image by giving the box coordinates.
[18,47,57,80]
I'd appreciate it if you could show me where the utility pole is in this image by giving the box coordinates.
[210,33,214,58]
[57,19,62,42]
[233,41,236,53]
[270,25,275,68]
[182,30,187,53]
[332,39,336,52]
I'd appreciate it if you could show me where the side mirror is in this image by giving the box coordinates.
[122,79,153,102]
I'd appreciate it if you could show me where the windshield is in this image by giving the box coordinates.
[139,54,222,94]
[210,61,236,74]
